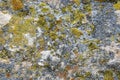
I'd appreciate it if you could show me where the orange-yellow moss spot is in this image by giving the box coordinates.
[11,0,23,10]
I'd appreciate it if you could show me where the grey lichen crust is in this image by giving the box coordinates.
[0,0,120,80]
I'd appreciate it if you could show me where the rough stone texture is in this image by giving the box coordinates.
[92,1,120,39]
[0,0,120,80]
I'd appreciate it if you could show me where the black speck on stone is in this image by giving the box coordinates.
[109,51,114,59]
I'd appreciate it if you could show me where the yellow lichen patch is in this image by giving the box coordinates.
[61,5,72,13]
[55,19,62,25]
[104,70,114,80]
[75,71,91,80]
[78,54,84,60]
[0,49,10,58]
[29,6,36,17]
[11,0,23,10]
[88,42,98,50]
[10,18,36,35]
[37,15,46,27]
[0,38,5,45]
[39,2,47,7]
[73,0,80,6]
[59,34,66,40]
[71,28,83,38]
[114,1,120,10]
[75,72,86,80]
[41,8,50,13]
[8,15,36,46]
[72,10,85,25]
[49,31,58,40]
[82,39,100,44]
[86,30,92,35]
[85,72,91,77]
[90,24,95,32]
[0,29,5,44]
[83,4,92,12]
[86,24,95,35]
[77,77,85,80]
[11,35,27,46]
[47,13,55,20]
[63,14,71,22]
[39,38,45,49]
[9,15,23,27]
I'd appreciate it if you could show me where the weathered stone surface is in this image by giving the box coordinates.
[0,0,120,80]
[115,10,120,24]
[0,11,11,27]
[92,2,120,39]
